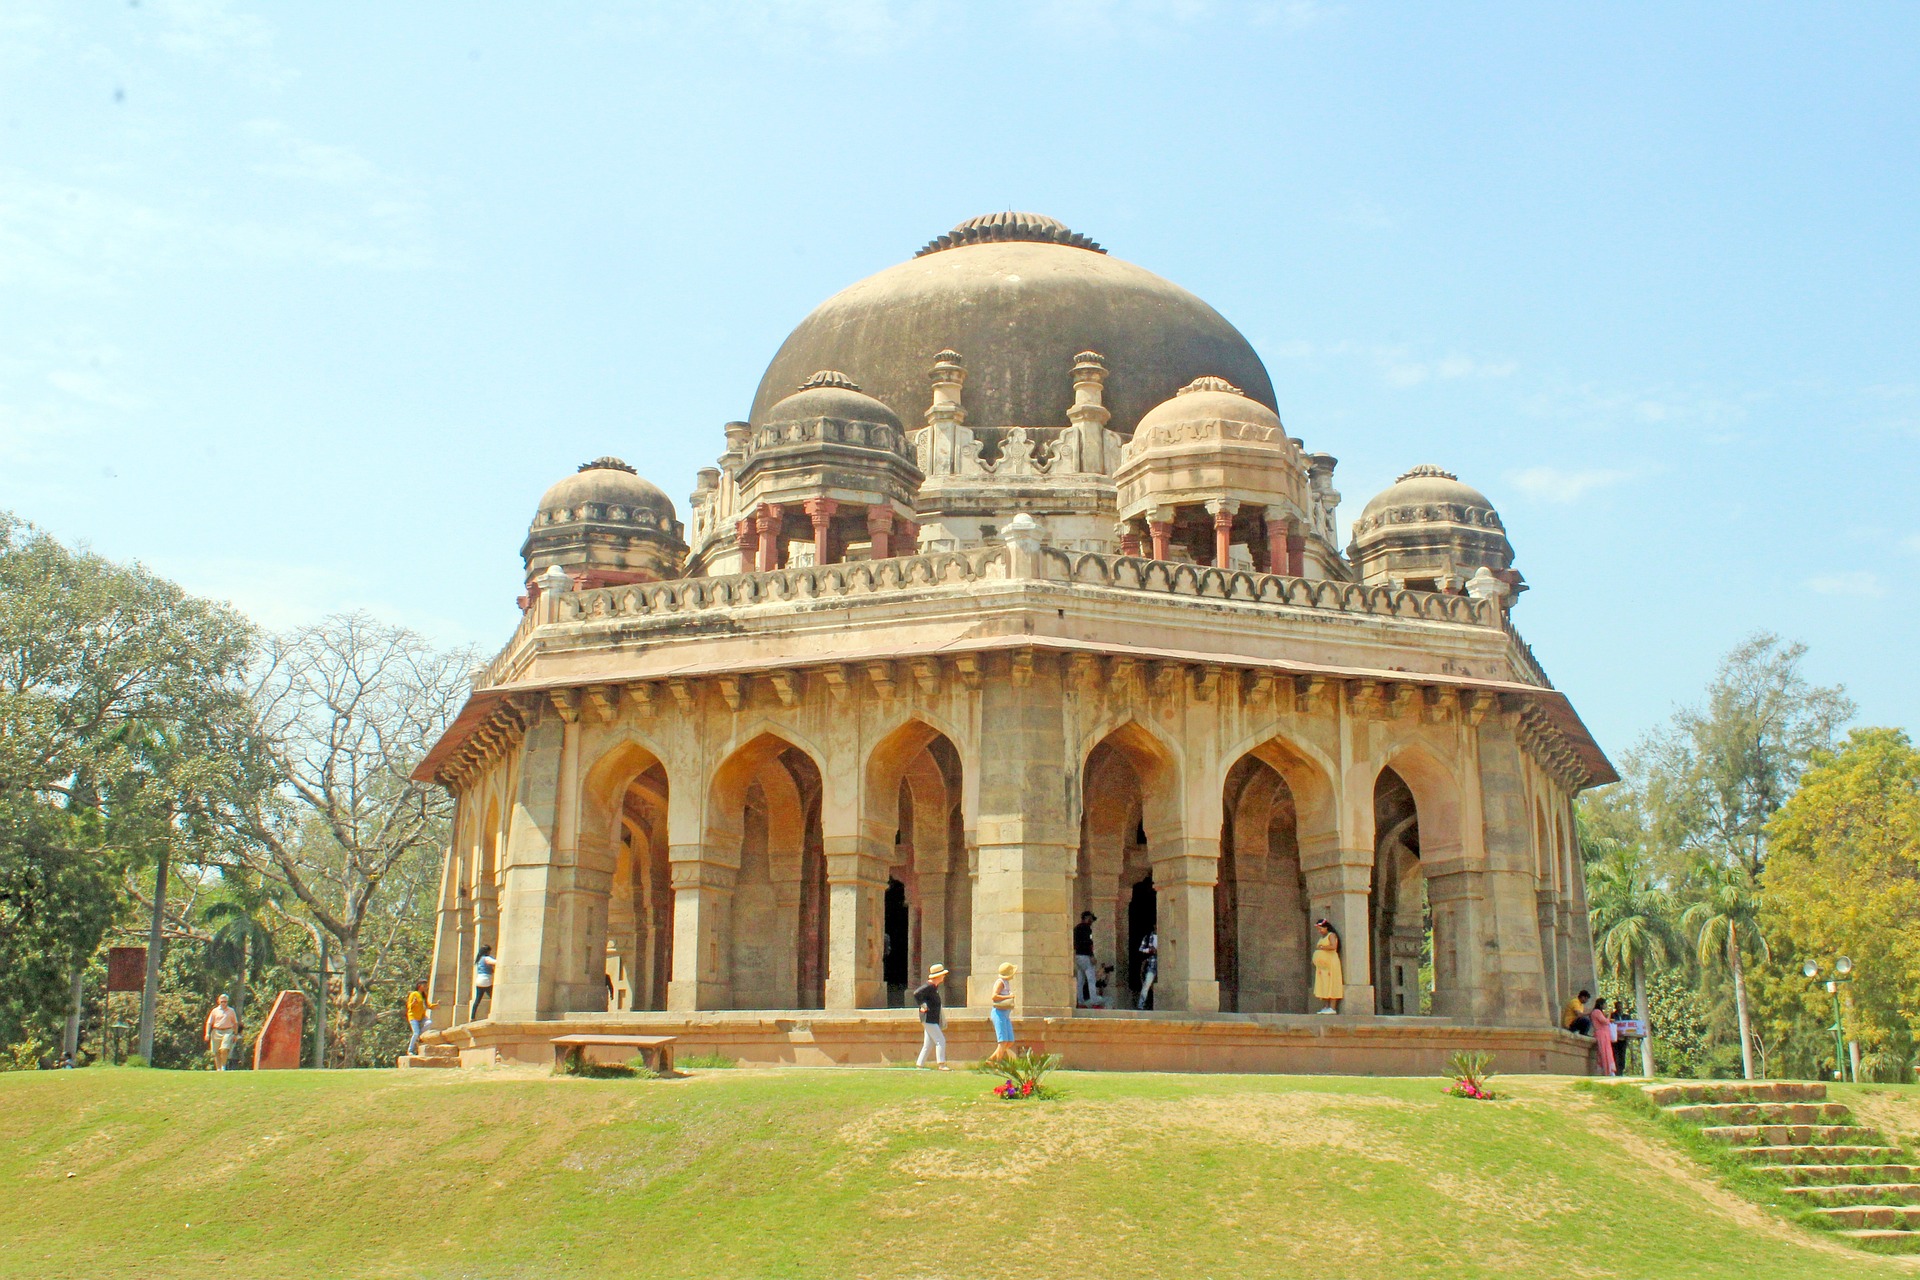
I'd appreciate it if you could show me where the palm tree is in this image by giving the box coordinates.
[1682,862,1769,1079]
[1588,846,1681,1076]
[203,895,277,1032]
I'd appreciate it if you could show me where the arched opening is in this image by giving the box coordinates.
[1217,755,1313,1013]
[884,878,910,1004]
[709,738,825,1010]
[1369,767,1427,1015]
[608,763,672,1011]
[1077,723,1186,1010]
[1127,874,1157,1008]
[863,721,969,1010]
[1372,746,1466,1020]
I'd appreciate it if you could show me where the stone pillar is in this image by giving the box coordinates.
[866,506,895,560]
[1118,523,1141,557]
[1148,506,1175,563]
[1472,715,1557,1025]
[734,517,755,564]
[1287,532,1307,577]
[1153,837,1221,1013]
[1425,866,1480,1021]
[919,870,948,976]
[666,857,735,1010]
[770,853,805,1007]
[1537,888,1561,1012]
[756,503,784,573]
[490,713,566,1022]
[1263,506,1289,574]
[1301,850,1375,1011]
[804,497,839,565]
[1206,498,1239,569]
[824,833,887,1009]
[970,651,1075,1013]
[427,833,464,1020]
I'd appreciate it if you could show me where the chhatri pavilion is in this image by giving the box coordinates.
[416,212,1614,1073]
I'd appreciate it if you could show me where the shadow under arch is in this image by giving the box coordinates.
[576,737,673,1013]
[1367,739,1467,1020]
[861,717,970,1007]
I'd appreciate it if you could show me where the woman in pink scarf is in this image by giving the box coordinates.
[1589,997,1616,1076]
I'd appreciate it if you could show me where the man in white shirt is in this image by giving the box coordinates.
[203,995,241,1071]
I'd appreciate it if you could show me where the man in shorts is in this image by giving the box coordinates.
[203,994,241,1071]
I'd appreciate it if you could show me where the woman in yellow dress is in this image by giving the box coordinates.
[1312,918,1344,1014]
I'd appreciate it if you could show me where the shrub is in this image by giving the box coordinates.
[1445,1049,1500,1101]
[978,1049,1062,1101]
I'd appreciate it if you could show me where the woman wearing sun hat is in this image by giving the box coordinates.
[986,962,1017,1064]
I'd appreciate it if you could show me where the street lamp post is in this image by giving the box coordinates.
[1802,956,1853,1082]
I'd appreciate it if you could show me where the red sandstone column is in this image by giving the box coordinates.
[756,503,784,573]
[735,517,755,566]
[804,497,839,565]
[1207,499,1239,569]
[1263,506,1289,575]
[1287,532,1307,577]
[899,519,919,555]
[1119,528,1141,556]
[866,506,894,559]
[1148,519,1173,562]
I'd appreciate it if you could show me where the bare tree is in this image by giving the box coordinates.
[225,613,474,1064]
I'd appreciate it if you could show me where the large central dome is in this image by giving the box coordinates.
[749,213,1276,439]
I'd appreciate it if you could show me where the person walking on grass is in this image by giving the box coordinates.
[406,981,438,1056]
[1073,912,1099,1007]
[203,994,241,1071]
[471,945,498,1021]
[987,962,1017,1064]
[914,964,949,1069]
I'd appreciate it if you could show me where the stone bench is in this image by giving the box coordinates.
[550,1033,677,1075]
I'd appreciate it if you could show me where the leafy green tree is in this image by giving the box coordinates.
[1633,634,1852,880]
[1682,863,1770,1079]
[0,513,255,1061]
[1588,845,1682,1076]
[1762,727,1920,1080]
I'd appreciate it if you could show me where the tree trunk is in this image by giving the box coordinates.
[62,968,84,1060]
[136,848,169,1065]
[314,931,330,1070]
[1729,928,1754,1080]
[232,935,250,1033]
[1633,957,1654,1077]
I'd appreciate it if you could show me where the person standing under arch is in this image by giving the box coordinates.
[1313,919,1344,1014]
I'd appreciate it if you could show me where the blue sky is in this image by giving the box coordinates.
[2,2,1915,757]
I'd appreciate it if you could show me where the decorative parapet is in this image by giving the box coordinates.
[467,547,1527,692]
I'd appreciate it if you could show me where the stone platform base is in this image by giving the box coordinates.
[426,1009,1594,1076]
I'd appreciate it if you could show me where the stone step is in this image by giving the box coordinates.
[395,1053,458,1070]
[1703,1124,1883,1147]
[1736,1145,1905,1166]
[1643,1081,1828,1107]
[1755,1165,1920,1187]
[1783,1183,1920,1206]
[1812,1205,1920,1230]
[1837,1229,1920,1253]
[1667,1101,1852,1126]
[419,1043,458,1059]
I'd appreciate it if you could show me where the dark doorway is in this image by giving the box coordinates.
[1127,873,1156,1008]
[884,878,910,1005]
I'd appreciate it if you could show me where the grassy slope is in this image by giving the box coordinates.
[3,1067,1918,1280]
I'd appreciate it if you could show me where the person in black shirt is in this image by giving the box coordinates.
[1073,912,1098,1006]
[913,964,949,1069]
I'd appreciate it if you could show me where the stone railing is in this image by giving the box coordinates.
[523,545,1496,636]
[474,603,542,690]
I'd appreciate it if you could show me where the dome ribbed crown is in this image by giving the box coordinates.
[916,212,1105,257]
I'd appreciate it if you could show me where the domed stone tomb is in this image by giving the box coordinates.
[420,213,1612,1079]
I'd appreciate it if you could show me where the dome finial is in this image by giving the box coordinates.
[915,212,1105,257]
[579,456,637,474]
[1397,463,1458,483]
[798,370,863,392]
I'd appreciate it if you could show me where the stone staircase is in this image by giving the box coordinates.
[396,1043,459,1070]
[1641,1080,1920,1253]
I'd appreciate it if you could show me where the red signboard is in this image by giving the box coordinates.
[106,947,147,992]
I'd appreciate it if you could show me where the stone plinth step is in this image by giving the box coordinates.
[1783,1183,1920,1206]
[396,1053,458,1070]
[1703,1124,1881,1146]
[1643,1081,1828,1107]
[1736,1145,1904,1166]
[1666,1101,1851,1125]
[1812,1205,1920,1230]
[1837,1229,1920,1253]
[1756,1164,1920,1187]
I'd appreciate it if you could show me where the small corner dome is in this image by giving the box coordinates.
[533,457,677,530]
[761,370,903,431]
[1134,376,1284,438]
[1358,465,1500,528]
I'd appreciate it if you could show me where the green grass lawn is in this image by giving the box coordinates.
[3,1065,1917,1280]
